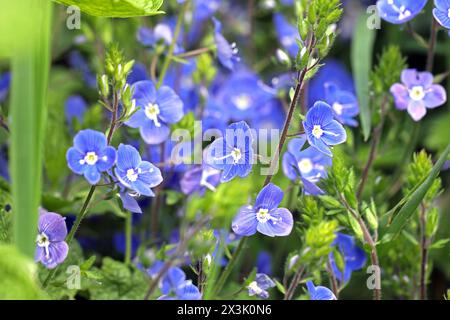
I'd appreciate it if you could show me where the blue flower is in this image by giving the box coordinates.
[164,59,199,112]
[180,165,221,195]
[282,136,331,195]
[390,69,447,121]
[251,99,285,131]
[0,72,11,103]
[377,0,428,24]
[68,51,97,88]
[303,101,347,157]
[127,62,149,85]
[115,144,163,197]
[212,17,240,70]
[433,0,450,34]
[256,251,272,275]
[324,83,359,127]
[306,281,337,300]
[205,121,254,182]
[65,95,87,124]
[232,183,294,237]
[149,262,202,300]
[273,13,300,57]
[202,98,231,133]
[247,273,275,299]
[329,233,366,284]
[66,129,117,185]
[125,81,184,145]
[35,209,69,269]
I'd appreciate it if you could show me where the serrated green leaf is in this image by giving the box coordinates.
[54,0,164,18]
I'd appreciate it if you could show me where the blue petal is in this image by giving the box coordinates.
[306,132,332,157]
[321,120,347,146]
[301,177,325,196]
[282,152,300,181]
[254,183,284,211]
[232,205,258,236]
[38,212,68,242]
[119,192,142,214]
[157,86,184,124]
[131,180,154,197]
[116,144,141,171]
[73,129,107,154]
[96,146,117,172]
[377,0,427,24]
[305,101,334,127]
[162,267,186,294]
[204,137,227,170]
[137,27,155,46]
[83,165,101,185]
[255,273,275,290]
[286,136,307,155]
[176,282,202,300]
[257,208,293,237]
[221,164,238,182]
[138,161,163,188]
[140,122,170,145]
[66,147,85,174]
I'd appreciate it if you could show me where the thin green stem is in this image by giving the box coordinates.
[124,211,132,265]
[213,237,247,296]
[156,1,188,89]
[426,19,438,73]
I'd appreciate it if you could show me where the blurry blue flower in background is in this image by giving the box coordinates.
[282,135,331,195]
[306,281,337,300]
[329,232,366,284]
[125,80,184,145]
[127,62,149,85]
[324,83,359,127]
[68,51,97,89]
[0,148,9,181]
[164,59,199,112]
[251,99,285,132]
[247,273,275,299]
[256,251,272,275]
[205,121,254,182]
[115,144,163,197]
[377,0,428,24]
[137,21,184,54]
[35,209,69,269]
[390,69,447,121]
[66,129,117,185]
[65,95,87,125]
[232,183,293,237]
[202,97,231,133]
[273,13,300,58]
[212,17,240,70]
[0,72,11,103]
[303,102,347,157]
[433,0,450,34]
[180,165,221,195]
[113,232,141,258]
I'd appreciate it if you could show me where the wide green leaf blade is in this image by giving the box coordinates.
[351,13,376,141]
[54,0,164,17]
[381,144,450,241]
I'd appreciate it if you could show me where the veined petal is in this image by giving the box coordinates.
[407,100,427,121]
[390,83,409,110]
[73,129,107,154]
[116,144,141,171]
[83,165,101,185]
[423,84,447,109]
[140,122,170,145]
[232,205,258,236]
[138,161,163,188]
[38,212,68,242]
[306,101,334,126]
[254,183,284,211]
[264,208,293,237]
[321,120,347,146]
[66,147,85,174]
[157,86,184,124]
[41,241,69,269]
[96,146,117,172]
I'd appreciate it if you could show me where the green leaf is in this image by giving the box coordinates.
[381,144,450,241]
[351,13,376,141]
[429,238,450,250]
[0,244,47,299]
[54,0,164,17]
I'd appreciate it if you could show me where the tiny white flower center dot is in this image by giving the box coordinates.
[126,168,139,182]
[409,86,425,101]
[36,232,51,258]
[248,281,263,295]
[80,151,98,166]
[312,125,324,139]
[231,148,242,163]
[233,95,251,110]
[257,208,270,223]
[332,102,344,115]
[145,103,161,127]
[298,158,313,174]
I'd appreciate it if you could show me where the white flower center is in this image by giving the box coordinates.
[36,232,51,258]
[79,151,99,166]
[448,9,450,18]
[145,103,161,127]
[126,168,139,182]
[298,158,313,174]
[332,102,344,115]
[248,281,263,295]
[386,1,411,21]
[409,86,425,101]
[257,208,270,223]
[231,148,242,163]
[312,125,324,139]
[233,95,251,110]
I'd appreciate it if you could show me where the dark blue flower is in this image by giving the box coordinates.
[232,183,293,237]
[35,209,69,269]
[329,232,366,284]
[256,251,272,275]
[273,13,300,57]
[282,136,331,195]
[377,0,428,24]
[66,129,117,185]
[212,17,240,70]
[324,83,359,127]
[125,80,184,145]
[0,72,11,103]
[68,51,97,88]
[247,273,275,299]
[303,101,347,157]
[115,144,163,197]
[113,232,140,257]
[306,281,337,300]
[65,95,87,124]
[433,0,450,34]
[180,165,221,195]
[205,121,254,182]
